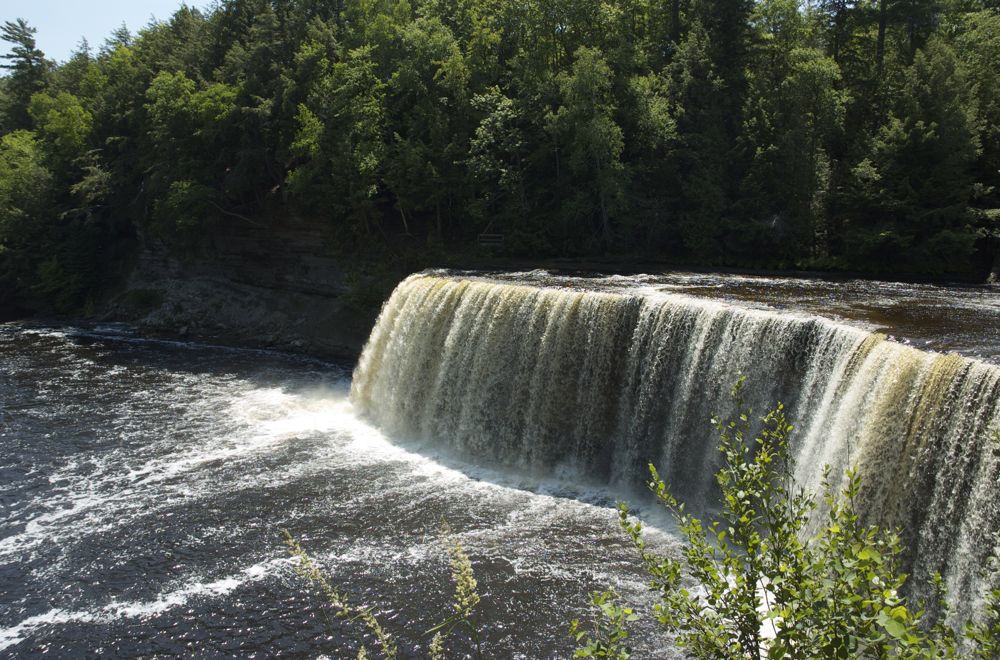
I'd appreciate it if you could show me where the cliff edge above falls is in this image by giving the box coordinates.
[102,218,391,361]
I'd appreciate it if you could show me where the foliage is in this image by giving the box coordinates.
[842,39,981,273]
[546,46,626,247]
[283,530,398,660]
[0,129,52,239]
[27,91,92,167]
[427,522,484,659]
[569,589,637,659]
[1,19,50,130]
[2,0,1000,312]
[963,550,1000,659]
[608,379,1000,658]
[283,522,484,658]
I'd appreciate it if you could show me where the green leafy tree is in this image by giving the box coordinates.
[28,91,93,169]
[143,70,241,238]
[0,129,101,311]
[87,43,150,228]
[618,70,678,252]
[740,0,848,263]
[383,15,472,239]
[953,11,1000,249]
[843,39,981,274]
[546,46,626,248]
[4,0,1000,309]
[466,86,529,232]
[288,43,388,239]
[1,19,50,131]
[660,22,728,259]
[0,130,53,249]
[51,39,94,97]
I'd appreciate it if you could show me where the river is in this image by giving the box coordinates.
[0,324,673,657]
[2,270,998,657]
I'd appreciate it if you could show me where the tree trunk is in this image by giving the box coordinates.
[876,0,887,78]
[990,242,1000,284]
[831,4,843,63]
[397,205,410,235]
[671,0,681,43]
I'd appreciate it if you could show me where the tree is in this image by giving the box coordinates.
[143,70,241,239]
[618,70,678,252]
[288,43,388,238]
[660,22,728,259]
[546,46,626,248]
[0,130,57,305]
[100,22,132,56]
[0,130,53,244]
[953,11,1000,253]
[690,0,753,142]
[28,91,93,169]
[740,0,848,263]
[0,19,50,131]
[466,87,530,236]
[842,39,981,274]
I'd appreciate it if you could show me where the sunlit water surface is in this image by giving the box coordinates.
[0,325,676,657]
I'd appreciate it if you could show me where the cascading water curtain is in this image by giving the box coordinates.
[351,274,1000,623]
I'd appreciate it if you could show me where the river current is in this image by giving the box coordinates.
[0,324,674,657]
[2,270,998,657]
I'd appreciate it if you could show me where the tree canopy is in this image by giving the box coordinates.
[1,0,998,310]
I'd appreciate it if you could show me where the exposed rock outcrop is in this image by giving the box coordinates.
[104,218,388,360]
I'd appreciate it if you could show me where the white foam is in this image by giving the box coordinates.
[0,558,290,652]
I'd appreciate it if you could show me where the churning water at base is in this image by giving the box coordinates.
[0,325,676,657]
[351,273,1000,625]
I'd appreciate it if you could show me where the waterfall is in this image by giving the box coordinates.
[350,273,1000,618]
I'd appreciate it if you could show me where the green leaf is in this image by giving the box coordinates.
[878,610,909,639]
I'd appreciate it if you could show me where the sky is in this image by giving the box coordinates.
[3,1,213,63]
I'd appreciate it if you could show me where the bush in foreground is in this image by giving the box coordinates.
[586,378,1000,658]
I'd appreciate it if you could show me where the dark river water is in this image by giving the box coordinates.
[0,324,674,658]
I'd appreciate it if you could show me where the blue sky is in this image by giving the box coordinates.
[3,1,213,63]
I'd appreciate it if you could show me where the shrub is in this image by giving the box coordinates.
[596,378,999,658]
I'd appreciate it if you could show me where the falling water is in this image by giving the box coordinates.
[351,273,1000,621]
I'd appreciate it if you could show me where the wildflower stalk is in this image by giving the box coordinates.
[282,530,398,660]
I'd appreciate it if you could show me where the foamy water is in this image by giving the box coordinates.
[0,325,674,656]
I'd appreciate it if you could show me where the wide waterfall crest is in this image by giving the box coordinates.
[350,273,1000,618]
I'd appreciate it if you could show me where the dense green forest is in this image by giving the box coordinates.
[1,0,998,311]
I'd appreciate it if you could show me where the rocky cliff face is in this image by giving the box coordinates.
[105,218,388,360]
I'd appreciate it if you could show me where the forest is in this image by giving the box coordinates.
[1,0,999,312]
